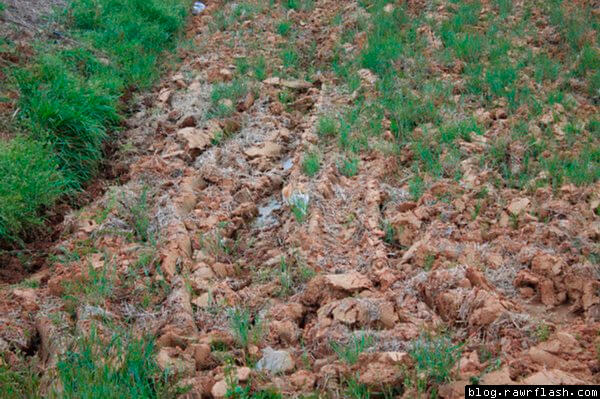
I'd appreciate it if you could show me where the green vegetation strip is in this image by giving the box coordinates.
[0,0,189,243]
[324,0,598,199]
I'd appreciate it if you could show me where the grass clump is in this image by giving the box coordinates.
[0,360,41,399]
[330,334,374,365]
[534,322,551,342]
[302,152,320,177]
[281,0,313,11]
[0,137,69,243]
[56,329,182,398]
[252,56,267,81]
[228,307,264,348]
[0,0,188,244]
[409,335,462,384]
[317,115,338,137]
[289,192,310,223]
[338,156,359,177]
[210,79,249,118]
[277,20,292,36]
[344,376,371,399]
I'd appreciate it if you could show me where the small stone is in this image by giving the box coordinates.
[244,142,283,158]
[236,366,251,382]
[190,343,213,369]
[507,198,530,215]
[211,379,228,398]
[220,98,234,109]
[289,370,316,389]
[256,347,294,374]
[324,272,372,291]
[219,68,233,81]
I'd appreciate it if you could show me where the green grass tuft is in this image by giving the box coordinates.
[0,0,188,243]
[409,335,462,384]
[302,152,320,177]
[0,137,69,243]
[330,334,374,365]
[57,328,182,398]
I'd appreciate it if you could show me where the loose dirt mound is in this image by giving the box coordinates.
[1,0,599,397]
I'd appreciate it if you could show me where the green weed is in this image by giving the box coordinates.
[236,57,250,75]
[289,193,310,223]
[0,360,41,399]
[1,0,188,243]
[130,189,152,242]
[409,335,462,384]
[317,115,337,137]
[228,307,264,348]
[281,0,313,11]
[330,334,374,365]
[339,156,359,177]
[408,174,425,201]
[302,152,320,177]
[16,53,120,186]
[62,259,115,313]
[253,56,267,81]
[439,118,482,144]
[382,220,396,245]
[281,47,300,70]
[534,323,551,342]
[56,328,182,398]
[344,376,370,399]
[533,53,560,83]
[0,137,69,243]
[277,20,292,36]
[210,79,249,118]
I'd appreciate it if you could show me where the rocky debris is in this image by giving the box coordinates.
[522,369,586,385]
[211,379,228,398]
[358,361,403,386]
[11,288,39,311]
[179,115,197,128]
[316,297,398,330]
[177,127,213,158]
[507,198,530,214]
[323,272,372,292]
[289,370,316,390]
[256,347,295,374]
[2,0,599,396]
[244,142,284,159]
[157,346,196,377]
[36,315,70,368]
[263,77,313,90]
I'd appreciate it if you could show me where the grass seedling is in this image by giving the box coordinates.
[253,56,267,81]
[339,156,359,177]
[345,376,371,399]
[57,328,182,398]
[302,152,320,177]
[289,192,310,223]
[330,334,374,365]
[317,115,337,137]
[409,334,462,384]
[277,21,292,36]
[228,307,263,348]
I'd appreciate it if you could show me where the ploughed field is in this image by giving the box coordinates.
[0,0,599,398]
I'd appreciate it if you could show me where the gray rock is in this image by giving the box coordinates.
[256,347,294,374]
